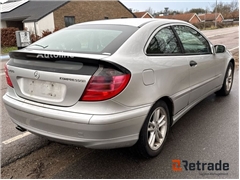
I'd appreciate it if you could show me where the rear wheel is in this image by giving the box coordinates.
[216,62,234,96]
[136,100,170,158]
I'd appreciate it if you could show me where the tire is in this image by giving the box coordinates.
[136,100,170,158]
[216,62,234,96]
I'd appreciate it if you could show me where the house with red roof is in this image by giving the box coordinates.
[134,11,154,18]
[222,11,239,21]
[198,13,224,22]
[1,0,136,36]
[156,13,201,24]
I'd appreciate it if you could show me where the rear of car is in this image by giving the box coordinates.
[4,18,234,158]
[3,23,149,149]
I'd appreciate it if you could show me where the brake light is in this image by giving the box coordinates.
[81,67,130,101]
[4,64,13,88]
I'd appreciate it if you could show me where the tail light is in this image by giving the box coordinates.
[81,67,130,101]
[4,64,13,88]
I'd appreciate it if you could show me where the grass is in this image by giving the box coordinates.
[1,46,17,55]
[203,26,218,30]
[232,51,239,68]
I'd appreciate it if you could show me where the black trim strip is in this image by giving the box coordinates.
[8,51,131,75]
[171,25,185,53]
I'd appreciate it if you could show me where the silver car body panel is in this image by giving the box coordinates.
[188,54,217,103]
[172,85,222,125]
[8,65,91,106]
[5,86,151,115]
[3,19,233,149]
[3,92,149,149]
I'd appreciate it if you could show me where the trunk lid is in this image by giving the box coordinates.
[7,51,110,107]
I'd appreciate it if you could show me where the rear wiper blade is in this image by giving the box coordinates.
[31,44,48,48]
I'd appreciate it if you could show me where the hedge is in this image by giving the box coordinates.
[1,27,60,47]
[193,21,236,30]
[1,27,19,47]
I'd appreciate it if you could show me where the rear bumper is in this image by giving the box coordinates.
[3,94,150,149]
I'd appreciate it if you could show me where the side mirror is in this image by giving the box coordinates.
[214,45,226,53]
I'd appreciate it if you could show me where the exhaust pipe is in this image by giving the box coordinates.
[16,126,26,132]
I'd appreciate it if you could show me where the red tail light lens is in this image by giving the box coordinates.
[81,67,130,101]
[4,64,13,88]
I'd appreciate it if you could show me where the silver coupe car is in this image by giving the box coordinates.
[3,18,235,157]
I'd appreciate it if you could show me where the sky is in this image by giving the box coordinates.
[121,0,234,13]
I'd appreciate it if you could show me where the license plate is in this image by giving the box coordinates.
[22,78,66,101]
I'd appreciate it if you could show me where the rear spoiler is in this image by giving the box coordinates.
[9,51,130,74]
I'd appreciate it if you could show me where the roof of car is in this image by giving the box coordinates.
[77,18,186,27]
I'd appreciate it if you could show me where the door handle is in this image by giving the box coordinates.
[190,60,197,67]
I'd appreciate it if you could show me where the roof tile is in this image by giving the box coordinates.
[198,13,222,21]
[134,11,148,18]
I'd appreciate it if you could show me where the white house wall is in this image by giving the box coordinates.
[24,12,55,36]
[24,22,35,34]
[37,12,55,36]
[1,21,7,28]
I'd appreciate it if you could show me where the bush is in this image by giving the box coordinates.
[1,27,19,47]
[192,21,233,30]
[1,27,60,47]
[30,34,41,43]
[205,22,215,29]
[194,22,215,30]
[42,30,52,37]
[193,22,204,29]
[31,28,60,42]
[217,22,224,28]
[53,27,60,32]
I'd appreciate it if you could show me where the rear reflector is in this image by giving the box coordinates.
[4,64,13,88]
[81,67,130,101]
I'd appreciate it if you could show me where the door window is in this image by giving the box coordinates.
[147,26,182,55]
[173,25,211,54]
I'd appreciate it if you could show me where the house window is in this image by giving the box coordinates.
[64,16,75,27]
[104,17,109,19]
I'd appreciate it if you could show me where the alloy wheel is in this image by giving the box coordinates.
[147,107,168,150]
[226,67,233,92]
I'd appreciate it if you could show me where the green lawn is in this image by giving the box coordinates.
[1,46,17,55]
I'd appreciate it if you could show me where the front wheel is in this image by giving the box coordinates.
[216,62,234,96]
[136,100,170,158]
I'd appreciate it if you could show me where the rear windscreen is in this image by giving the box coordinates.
[27,24,138,55]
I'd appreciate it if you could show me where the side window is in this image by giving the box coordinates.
[173,25,211,54]
[147,26,181,55]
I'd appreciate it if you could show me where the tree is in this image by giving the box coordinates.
[188,8,206,14]
[212,0,238,18]
[212,1,230,17]
[146,7,154,15]
[229,0,239,12]
[130,9,139,13]
[153,9,184,17]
